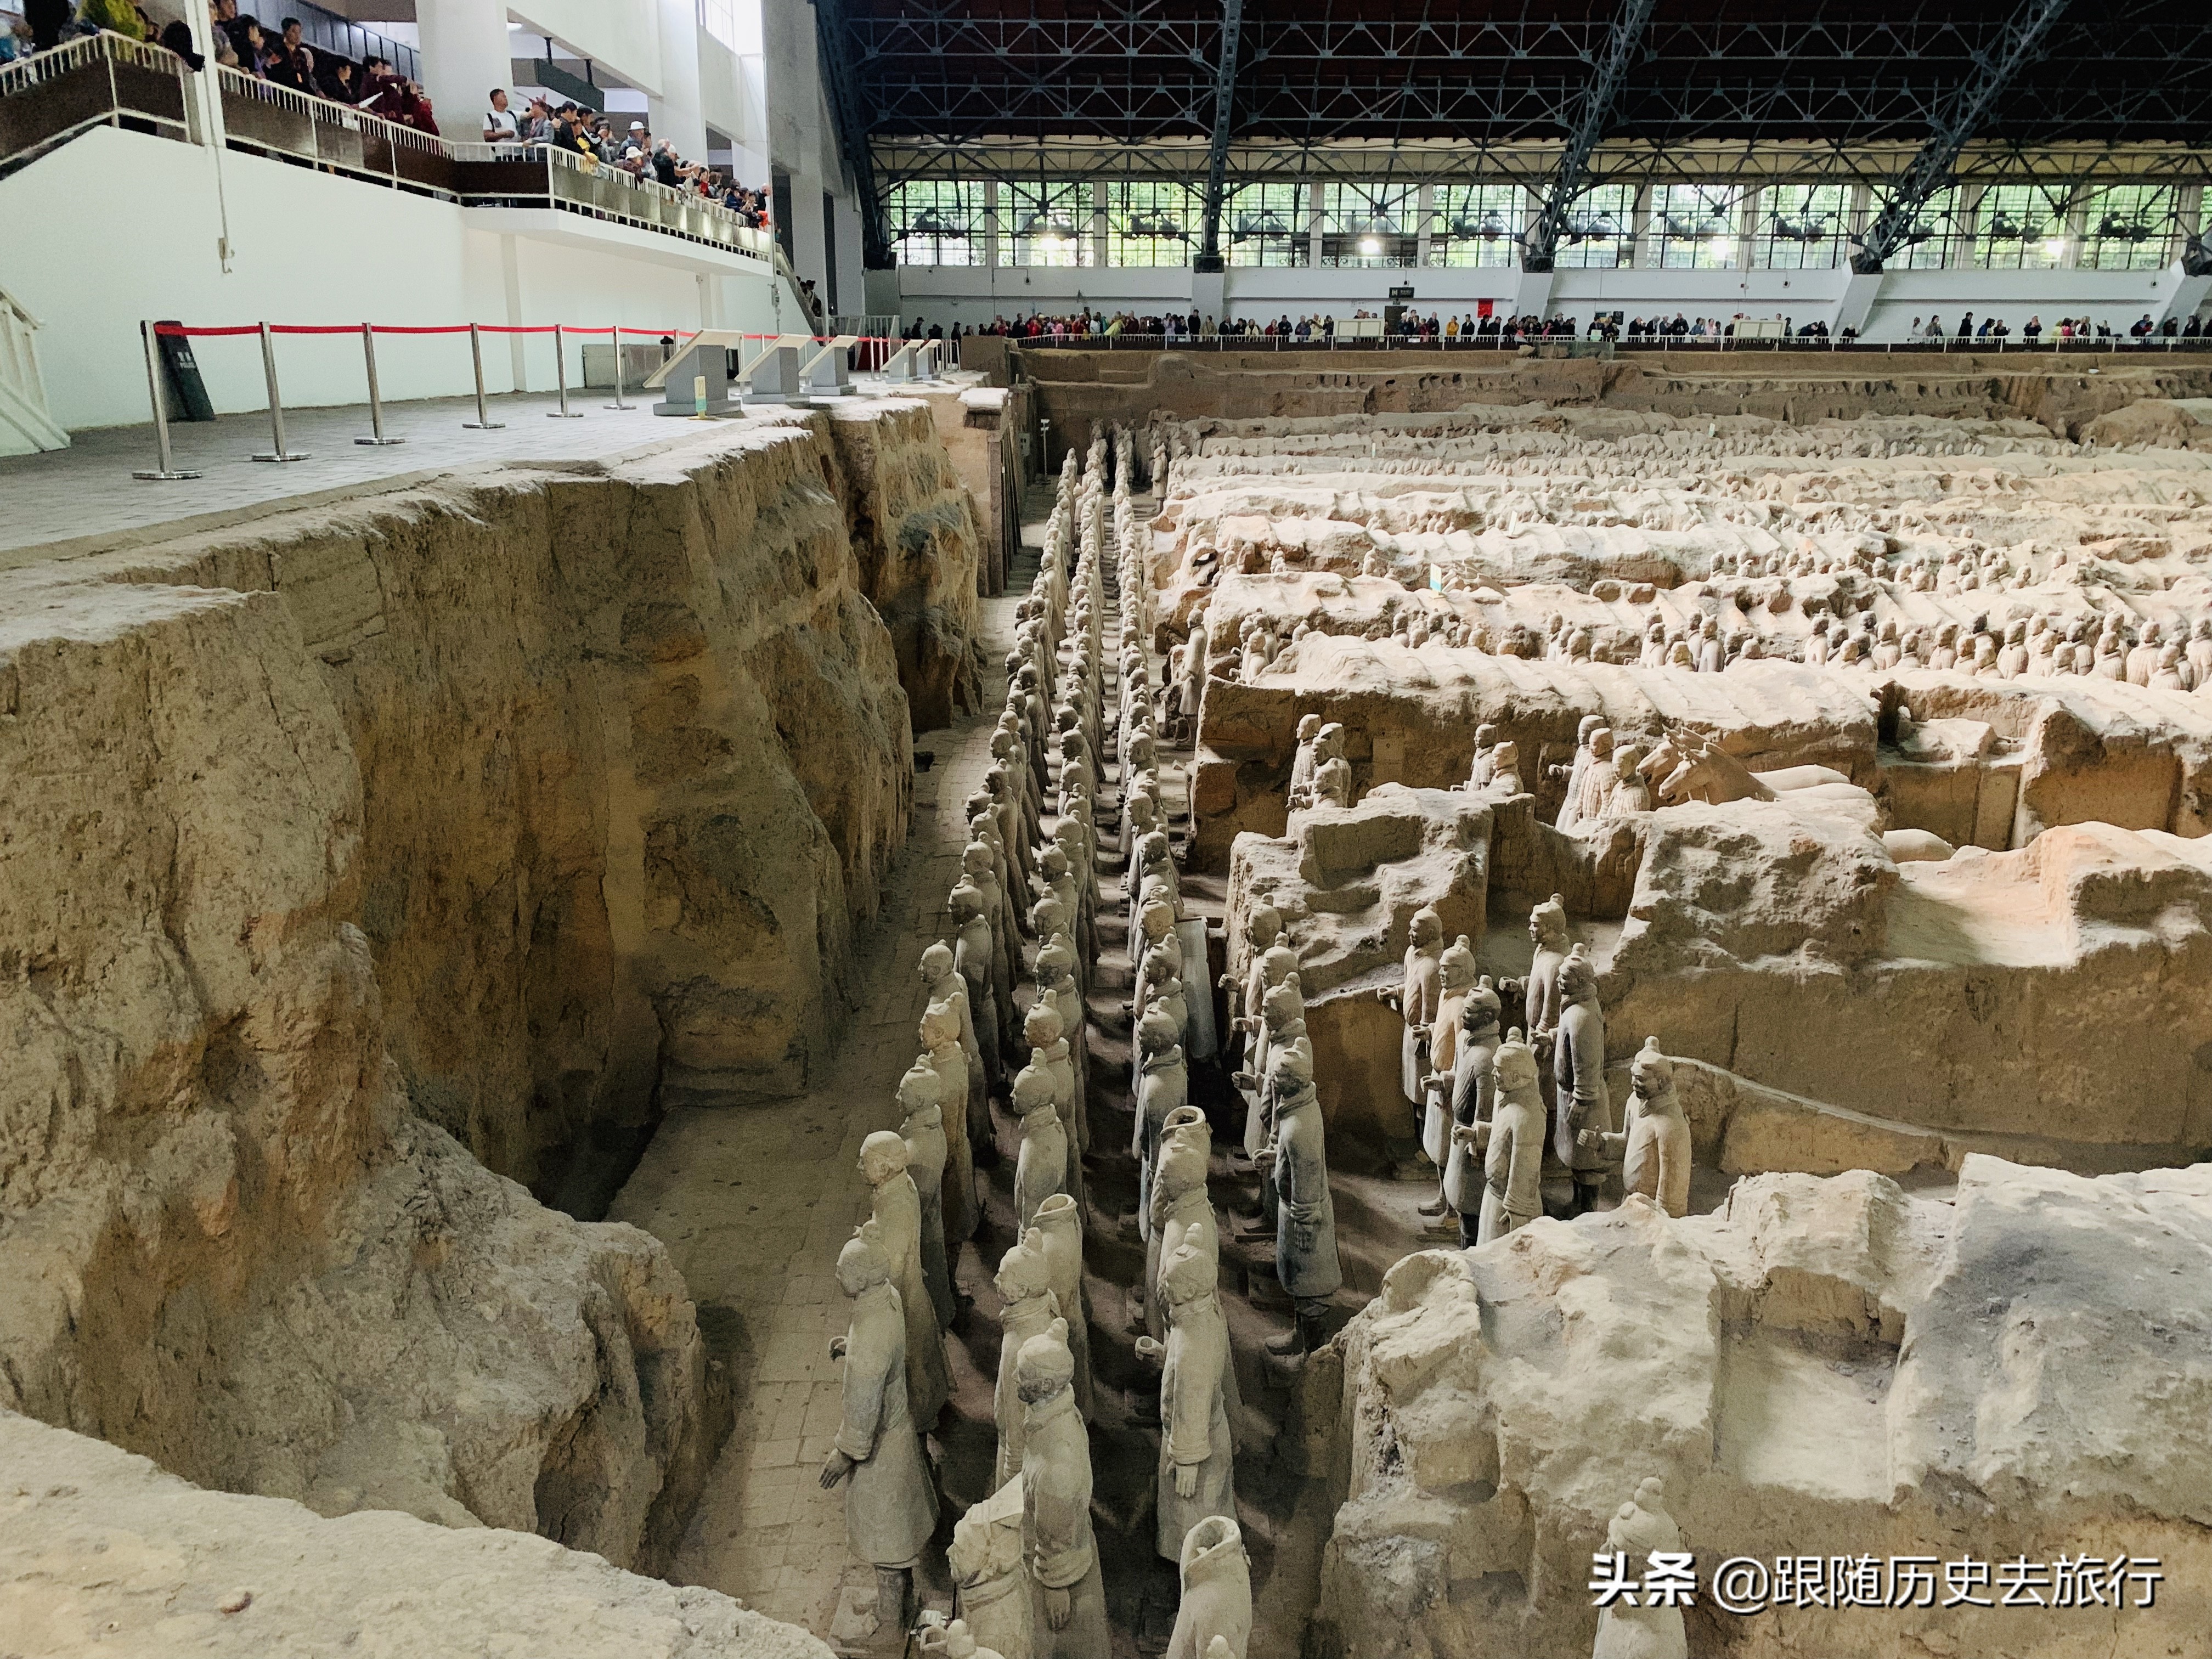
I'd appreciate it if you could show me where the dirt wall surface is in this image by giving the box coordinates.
[820,399,987,729]
[0,409,943,1567]
[1315,1158,2212,1659]
[0,1410,831,1659]
[1019,345,2212,445]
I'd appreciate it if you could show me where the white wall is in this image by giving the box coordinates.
[508,0,663,97]
[0,127,780,431]
[895,260,2212,340]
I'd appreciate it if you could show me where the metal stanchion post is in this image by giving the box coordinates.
[464,322,504,428]
[605,325,634,409]
[548,323,582,417]
[356,322,403,445]
[133,320,202,481]
[251,320,309,462]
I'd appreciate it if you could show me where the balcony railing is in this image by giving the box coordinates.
[1,36,770,269]
[0,31,198,174]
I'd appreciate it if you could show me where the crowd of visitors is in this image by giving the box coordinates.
[1901,311,2203,342]
[2,1,775,226]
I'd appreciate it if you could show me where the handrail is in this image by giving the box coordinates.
[2,42,770,269]
[0,27,187,97]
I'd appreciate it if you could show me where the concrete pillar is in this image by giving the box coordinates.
[499,231,527,390]
[2157,268,2212,329]
[1734,186,1761,273]
[1630,183,1654,270]
[1091,181,1108,270]
[2172,183,2203,267]
[417,0,512,150]
[1835,268,1884,338]
[1513,268,1558,323]
[2060,183,2091,270]
[1944,184,1982,270]
[653,0,708,162]
[984,181,1001,269]
[1305,182,1322,269]
[1415,183,1434,269]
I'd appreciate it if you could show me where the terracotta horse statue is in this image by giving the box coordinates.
[1639,730,1858,808]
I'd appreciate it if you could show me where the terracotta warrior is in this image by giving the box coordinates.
[1376,904,1444,1141]
[1454,1029,1543,1246]
[1581,1037,1691,1218]
[1592,1477,1689,1659]
[1551,714,1608,831]
[1257,1047,1341,1359]
[1441,977,1504,1245]
[921,999,979,1245]
[1311,724,1353,809]
[950,879,1007,1082]
[1145,1123,1218,1344]
[949,1479,1032,1659]
[991,1229,1062,1488]
[952,871,1018,1060]
[1459,722,1500,792]
[1133,1005,1188,1240]
[1019,1321,1111,1659]
[1032,1189,1093,1420]
[820,1231,939,1646]
[1025,995,1085,1200]
[1164,1516,1252,1659]
[1286,713,1324,810]
[923,936,995,1153]
[1520,893,1570,1038]
[1036,940,1088,1152]
[1552,946,1611,1217]
[1135,1242,1237,1561]
[1484,738,1525,797]
[1417,936,1479,1229]
[859,1131,951,1427]
[1012,1060,1070,1233]
[899,1062,957,1330]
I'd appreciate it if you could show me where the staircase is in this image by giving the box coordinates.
[0,284,65,454]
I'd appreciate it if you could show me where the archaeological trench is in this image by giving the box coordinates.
[3,353,2210,1659]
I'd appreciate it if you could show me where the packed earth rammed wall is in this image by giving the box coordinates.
[0,409,935,1582]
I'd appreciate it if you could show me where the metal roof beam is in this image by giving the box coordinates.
[1519,0,1660,273]
[1852,0,2074,272]
[1193,0,1244,272]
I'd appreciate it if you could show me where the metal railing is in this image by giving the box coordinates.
[0,31,198,173]
[1007,329,2212,356]
[0,282,66,453]
[1,40,769,270]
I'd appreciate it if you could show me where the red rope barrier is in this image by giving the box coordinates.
[153,322,929,347]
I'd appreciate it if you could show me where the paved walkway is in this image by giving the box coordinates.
[607,521,1032,1638]
[0,376,962,565]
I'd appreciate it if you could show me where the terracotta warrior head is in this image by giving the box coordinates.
[1439,934,1477,991]
[1410,904,1444,950]
[1014,1318,1077,1405]
[1011,1063,1058,1121]
[1557,943,1599,1005]
[1630,1036,1675,1101]
[1244,902,1284,950]
[919,940,955,984]
[837,1230,892,1297]
[1529,893,1567,949]
[858,1129,910,1187]
[995,1228,1053,1304]
[896,1060,941,1119]
[1492,1028,1539,1094]
[1024,1001,1064,1051]
[1463,974,1502,1034]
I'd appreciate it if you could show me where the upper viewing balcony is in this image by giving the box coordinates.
[0,31,777,267]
